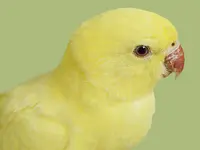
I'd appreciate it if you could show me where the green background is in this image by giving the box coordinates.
[0,0,198,149]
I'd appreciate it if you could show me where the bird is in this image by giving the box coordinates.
[0,8,185,150]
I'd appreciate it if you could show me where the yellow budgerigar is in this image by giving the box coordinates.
[0,8,185,150]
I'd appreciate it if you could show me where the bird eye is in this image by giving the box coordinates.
[133,45,150,57]
[171,42,175,47]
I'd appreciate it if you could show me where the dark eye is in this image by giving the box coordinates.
[171,42,175,46]
[133,45,151,57]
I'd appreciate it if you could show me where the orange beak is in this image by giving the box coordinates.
[163,45,185,78]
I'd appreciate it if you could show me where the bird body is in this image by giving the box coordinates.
[0,8,185,150]
[0,75,155,150]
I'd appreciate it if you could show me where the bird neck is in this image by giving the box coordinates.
[51,50,154,105]
[52,56,110,108]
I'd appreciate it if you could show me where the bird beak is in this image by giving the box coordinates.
[163,44,185,78]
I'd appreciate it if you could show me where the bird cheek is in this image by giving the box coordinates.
[158,54,165,62]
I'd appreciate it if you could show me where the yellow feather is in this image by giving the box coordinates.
[0,8,178,150]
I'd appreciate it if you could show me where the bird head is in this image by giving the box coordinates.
[61,8,185,100]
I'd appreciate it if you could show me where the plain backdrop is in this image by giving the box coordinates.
[0,0,198,149]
